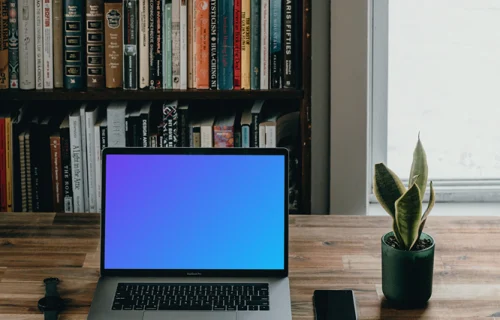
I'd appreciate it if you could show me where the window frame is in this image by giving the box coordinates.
[370,0,500,203]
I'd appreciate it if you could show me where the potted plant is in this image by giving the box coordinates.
[373,134,436,308]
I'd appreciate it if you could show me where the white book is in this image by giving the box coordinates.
[35,0,44,89]
[107,102,127,147]
[260,0,269,89]
[139,0,149,88]
[171,0,180,89]
[85,106,99,213]
[94,117,107,214]
[259,124,266,147]
[19,0,35,90]
[79,104,89,212]
[265,125,276,147]
[199,114,215,147]
[69,110,85,213]
[43,0,53,89]
[179,0,187,89]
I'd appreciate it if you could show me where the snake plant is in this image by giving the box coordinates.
[373,134,435,251]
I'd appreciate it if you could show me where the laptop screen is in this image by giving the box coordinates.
[103,153,286,271]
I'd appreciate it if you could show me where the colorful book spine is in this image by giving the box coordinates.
[195,0,209,88]
[259,0,268,89]
[240,0,250,89]
[233,0,241,90]
[123,0,138,89]
[139,0,148,88]
[208,0,217,89]
[269,0,281,88]
[283,0,294,88]
[35,0,43,89]
[213,126,234,148]
[153,0,162,88]
[60,123,73,213]
[171,0,180,89]
[53,0,63,88]
[250,0,260,89]
[148,0,154,88]
[162,101,179,147]
[86,0,105,88]
[164,0,172,88]
[43,0,53,88]
[104,1,123,88]
[50,135,63,212]
[217,0,233,90]
[64,0,84,89]
[7,0,18,89]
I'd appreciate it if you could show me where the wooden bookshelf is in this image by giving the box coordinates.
[0,0,312,214]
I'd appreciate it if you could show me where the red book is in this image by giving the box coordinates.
[0,118,6,212]
[233,0,241,90]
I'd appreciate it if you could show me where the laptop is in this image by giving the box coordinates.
[87,147,292,320]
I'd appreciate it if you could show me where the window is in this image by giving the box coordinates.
[371,0,500,203]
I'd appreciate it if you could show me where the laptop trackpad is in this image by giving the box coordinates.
[143,311,236,320]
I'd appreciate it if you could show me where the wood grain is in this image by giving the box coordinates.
[1,213,500,319]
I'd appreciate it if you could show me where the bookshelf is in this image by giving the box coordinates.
[0,0,312,214]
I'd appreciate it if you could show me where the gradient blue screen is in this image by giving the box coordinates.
[104,154,285,270]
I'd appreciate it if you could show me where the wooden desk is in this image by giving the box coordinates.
[1,213,499,319]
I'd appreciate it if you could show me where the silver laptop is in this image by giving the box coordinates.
[88,147,292,320]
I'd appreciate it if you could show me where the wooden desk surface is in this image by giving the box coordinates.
[1,213,500,319]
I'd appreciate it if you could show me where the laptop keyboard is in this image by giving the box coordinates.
[112,283,270,311]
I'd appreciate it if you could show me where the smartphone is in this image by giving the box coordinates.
[313,290,358,320]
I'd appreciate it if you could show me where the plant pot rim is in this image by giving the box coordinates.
[381,231,435,253]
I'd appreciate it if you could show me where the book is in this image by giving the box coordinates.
[178,104,189,147]
[240,105,252,147]
[94,116,106,213]
[283,0,295,88]
[187,0,194,88]
[217,0,233,90]
[208,0,217,89]
[64,0,85,89]
[107,101,127,147]
[85,105,99,213]
[163,0,171,88]
[195,0,209,89]
[233,0,241,90]
[259,0,268,89]
[179,0,187,89]
[104,0,123,88]
[59,116,73,213]
[86,0,105,88]
[250,100,264,147]
[0,118,5,210]
[68,109,84,212]
[241,0,251,89]
[139,0,149,88]
[79,104,90,212]
[199,113,215,147]
[53,0,64,88]
[18,0,35,90]
[49,133,63,212]
[250,0,260,89]
[162,101,179,147]
[35,0,43,89]
[7,0,19,89]
[123,0,138,89]
[171,0,180,89]
[4,116,13,211]
[153,0,162,88]
[43,0,53,89]
[269,0,281,88]
[213,112,236,148]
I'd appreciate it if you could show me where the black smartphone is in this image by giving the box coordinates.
[313,290,358,320]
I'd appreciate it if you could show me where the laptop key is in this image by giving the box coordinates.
[260,306,270,311]
[122,305,133,310]
[249,306,259,311]
[134,305,144,310]
[238,305,247,311]
[112,305,122,310]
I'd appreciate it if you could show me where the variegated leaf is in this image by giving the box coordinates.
[373,163,406,218]
[395,183,422,250]
[409,134,428,198]
[418,181,435,238]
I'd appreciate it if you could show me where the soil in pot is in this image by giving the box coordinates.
[385,235,432,251]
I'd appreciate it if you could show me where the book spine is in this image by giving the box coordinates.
[29,129,41,211]
[265,124,275,147]
[178,107,188,147]
[139,0,148,88]
[60,127,73,213]
[193,127,200,147]
[123,0,138,89]
[164,0,172,88]
[35,0,43,89]
[194,0,208,89]
[179,0,186,89]
[258,123,265,147]
[187,0,193,88]
[53,0,63,87]
[171,0,180,89]
[217,0,233,90]
[251,112,259,147]
[250,0,260,89]
[7,0,18,89]
[233,0,240,90]
[106,107,126,146]
[269,0,281,88]
[259,0,268,89]
[104,1,122,88]
[147,0,154,87]
[234,130,240,147]
[20,133,27,211]
[43,0,53,89]
[200,125,212,147]
[86,0,105,88]
[18,0,35,89]
[0,120,5,211]
[162,102,178,147]
[25,131,32,211]
[283,0,293,88]
[153,0,162,88]
[4,118,12,211]
[208,0,217,89]
[50,135,63,212]
[241,124,250,147]
[140,113,148,147]
[0,0,6,89]
[240,0,250,89]
[64,0,84,89]
[85,112,97,213]
[213,126,234,148]
[93,124,101,213]
[69,115,84,212]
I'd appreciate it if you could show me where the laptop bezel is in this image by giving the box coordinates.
[100,147,289,278]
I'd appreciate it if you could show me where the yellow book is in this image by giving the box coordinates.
[241,0,251,89]
[5,117,12,211]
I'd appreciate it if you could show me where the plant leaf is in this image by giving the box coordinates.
[409,134,428,198]
[373,163,406,218]
[418,181,435,238]
[392,219,405,249]
[395,183,422,250]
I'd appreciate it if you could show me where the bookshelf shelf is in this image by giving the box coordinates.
[0,88,304,101]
